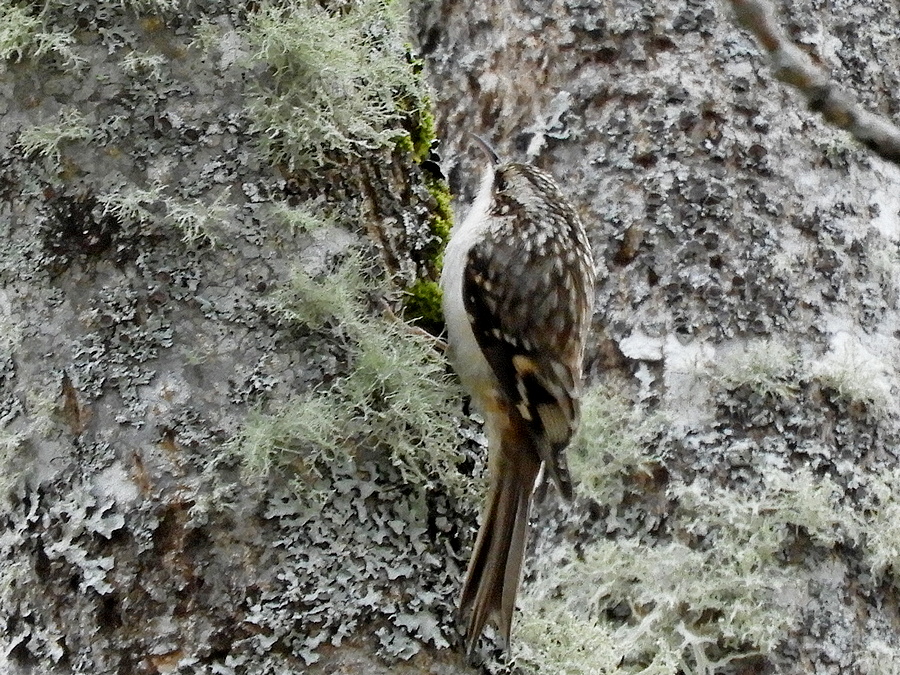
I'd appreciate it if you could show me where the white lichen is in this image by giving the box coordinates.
[242,0,420,168]
[16,108,94,167]
[808,331,894,414]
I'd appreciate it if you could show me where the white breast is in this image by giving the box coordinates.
[441,166,497,403]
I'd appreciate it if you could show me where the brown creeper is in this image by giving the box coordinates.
[441,138,595,655]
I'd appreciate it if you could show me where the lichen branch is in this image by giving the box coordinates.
[727,0,900,166]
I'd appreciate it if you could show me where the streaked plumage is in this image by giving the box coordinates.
[441,151,594,656]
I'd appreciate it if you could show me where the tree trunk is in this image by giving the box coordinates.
[3,0,900,674]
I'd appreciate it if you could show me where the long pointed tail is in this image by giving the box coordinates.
[459,439,541,657]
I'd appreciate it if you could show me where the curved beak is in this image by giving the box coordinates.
[469,133,499,165]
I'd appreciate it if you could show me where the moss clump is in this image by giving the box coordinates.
[397,93,438,165]
[403,278,443,335]
[393,50,437,163]
[396,96,452,332]
[394,110,436,164]
[409,104,437,164]
[424,173,452,245]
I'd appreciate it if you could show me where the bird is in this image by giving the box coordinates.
[440,135,595,657]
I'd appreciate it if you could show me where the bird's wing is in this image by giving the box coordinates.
[462,204,593,498]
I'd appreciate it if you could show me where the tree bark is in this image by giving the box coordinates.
[4,0,900,674]
[415,0,900,673]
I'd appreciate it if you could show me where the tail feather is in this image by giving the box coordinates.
[459,440,541,656]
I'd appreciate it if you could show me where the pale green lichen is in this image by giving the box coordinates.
[859,637,900,675]
[98,184,233,245]
[675,467,856,555]
[717,339,800,402]
[268,252,366,331]
[514,608,622,675]
[808,336,893,414]
[189,17,222,54]
[567,385,663,507]
[96,185,164,224]
[0,430,27,501]
[121,50,168,81]
[267,201,336,235]
[165,189,233,246]
[243,0,420,169]
[519,537,787,675]
[16,108,94,168]
[234,251,469,502]
[516,464,859,674]
[860,467,900,579]
[236,396,340,494]
[0,0,82,68]
[0,1,42,62]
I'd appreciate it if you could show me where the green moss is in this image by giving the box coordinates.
[405,97,437,164]
[409,173,451,300]
[402,279,443,334]
[396,99,452,329]
[425,173,452,244]
[394,132,415,156]
[390,50,452,262]
[393,50,436,164]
